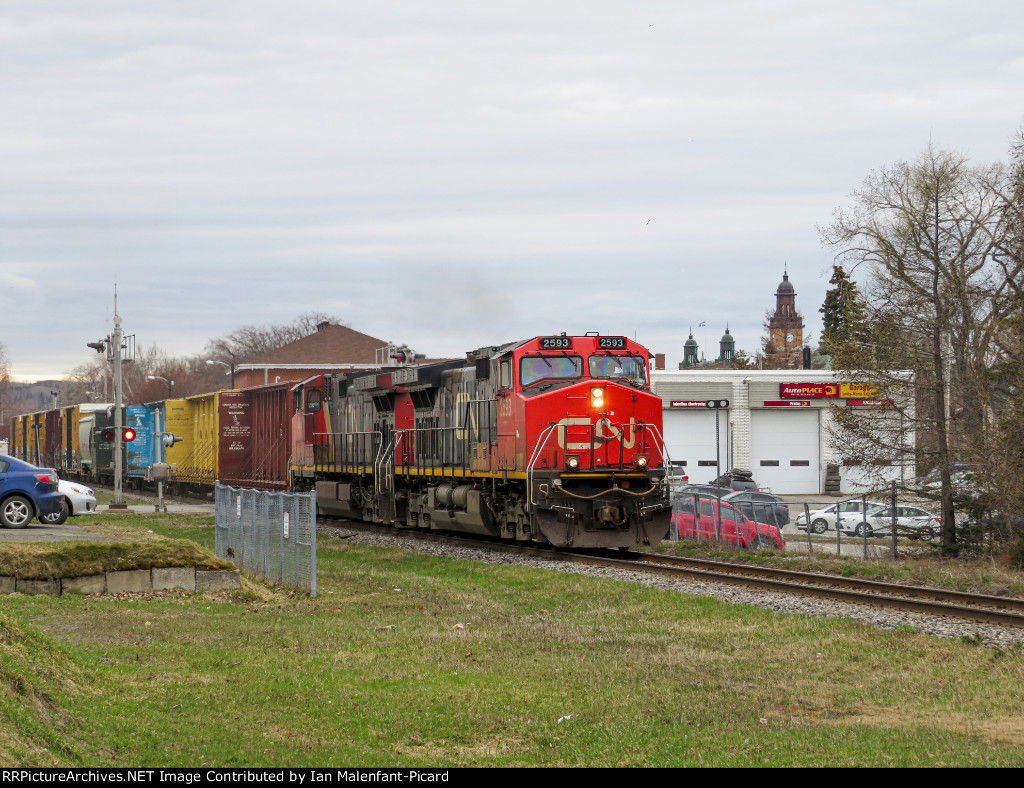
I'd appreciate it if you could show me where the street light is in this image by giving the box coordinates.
[205,359,235,388]
[147,375,174,398]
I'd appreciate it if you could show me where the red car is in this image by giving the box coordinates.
[671,494,785,550]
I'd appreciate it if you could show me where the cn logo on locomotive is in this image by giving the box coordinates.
[555,417,638,450]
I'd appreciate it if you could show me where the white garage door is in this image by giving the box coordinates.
[662,409,730,484]
[750,409,820,494]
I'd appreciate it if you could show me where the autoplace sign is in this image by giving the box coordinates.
[779,383,877,399]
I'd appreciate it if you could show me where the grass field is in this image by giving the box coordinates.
[2,514,1024,767]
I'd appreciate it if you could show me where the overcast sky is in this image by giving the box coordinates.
[3,1,1023,381]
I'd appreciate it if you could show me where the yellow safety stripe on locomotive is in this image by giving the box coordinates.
[291,467,663,479]
[292,466,528,480]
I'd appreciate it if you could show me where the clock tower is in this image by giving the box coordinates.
[768,268,804,367]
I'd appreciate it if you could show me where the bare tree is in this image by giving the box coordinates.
[820,144,1013,546]
[203,312,344,368]
[0,343,9,424]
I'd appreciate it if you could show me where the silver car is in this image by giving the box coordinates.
[795,500,886,534]
[837,505,941,540]
[39,480,98,525]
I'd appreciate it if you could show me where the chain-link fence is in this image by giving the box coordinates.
[215,483,317,596]
[668,487,948,558]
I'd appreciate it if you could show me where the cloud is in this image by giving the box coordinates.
[1,1,1023,379]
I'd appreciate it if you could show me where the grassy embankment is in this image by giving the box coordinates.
[1,513,1024,767]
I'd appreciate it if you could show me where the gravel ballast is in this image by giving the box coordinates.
[319,523,1024,650]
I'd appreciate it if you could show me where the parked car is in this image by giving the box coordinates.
[795,499,887,534]
[916,464,974,498]
[836,505,941,540]
[672,496,785,550]
[673,484,733,505]
[959,512,1024,542]
[708,469,759,492]
[0,454,64,528]
[668,461,689,485]
[723,490,790,526]
[39,480,98,525]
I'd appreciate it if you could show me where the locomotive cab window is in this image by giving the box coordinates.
[306,389,322,413]
[588,354,648,386]
[519,355,582,387]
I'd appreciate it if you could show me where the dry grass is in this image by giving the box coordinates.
[0,539,234,580]
[3,515,1024,766]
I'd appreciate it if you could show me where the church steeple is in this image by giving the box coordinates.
[767,267,804,368]
[717,325,735,362]
[679,330,699,369]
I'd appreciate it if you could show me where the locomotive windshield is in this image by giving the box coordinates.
[520,355,583,386]
[588,353,648,387]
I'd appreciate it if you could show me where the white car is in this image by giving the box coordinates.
[39,480,98,525]
[837,505,941,540]
[795,500,886,534]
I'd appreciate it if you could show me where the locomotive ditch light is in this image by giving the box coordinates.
[634,455,649,469]
[566,456,580,471]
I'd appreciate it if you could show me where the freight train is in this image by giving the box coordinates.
[9,334,672,548]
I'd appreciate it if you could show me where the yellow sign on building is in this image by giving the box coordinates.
[839,383,878,399]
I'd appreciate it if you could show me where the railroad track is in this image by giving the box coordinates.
[320,517,1024,629]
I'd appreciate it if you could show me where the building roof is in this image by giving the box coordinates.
[243,323,391,366]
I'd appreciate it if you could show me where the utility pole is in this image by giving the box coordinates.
[111,291,127,509]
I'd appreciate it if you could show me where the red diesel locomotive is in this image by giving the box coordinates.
[293,334,672,549]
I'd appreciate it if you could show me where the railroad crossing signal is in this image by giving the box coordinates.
[100,428,136,441]
[705,399,730,409]
[161,433,183,448]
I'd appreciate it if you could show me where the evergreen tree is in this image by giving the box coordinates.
[818,265,868,356]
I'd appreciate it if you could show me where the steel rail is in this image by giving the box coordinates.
[317,518,1024,629]
[629,552,1024,614]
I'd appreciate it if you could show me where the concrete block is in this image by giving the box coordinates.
[195,569,240,591]
[106,569,153,594]
[62,575,106,595]
[0,576,15,594]
[16,578,59,596]
[153,567,196,591]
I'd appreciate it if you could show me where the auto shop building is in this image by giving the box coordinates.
[650,369,913,495]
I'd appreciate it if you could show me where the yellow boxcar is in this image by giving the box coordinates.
[165,392,220,485]
[13,411,48,466]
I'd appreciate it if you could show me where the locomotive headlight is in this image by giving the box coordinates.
[566,456,580,470]
[634,455,649,469]
[591,387,605,409]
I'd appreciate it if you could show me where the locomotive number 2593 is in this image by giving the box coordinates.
[539,337,573,349]
[597,337,627,349]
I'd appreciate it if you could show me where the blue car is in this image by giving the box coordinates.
[0,454,64,528]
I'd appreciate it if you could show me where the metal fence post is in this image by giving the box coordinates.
[891,480,898,560]
[836,504,842,557]
[308,489,317,598]
[861,493,868,559]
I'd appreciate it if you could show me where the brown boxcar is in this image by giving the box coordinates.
[218,383,293,490]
